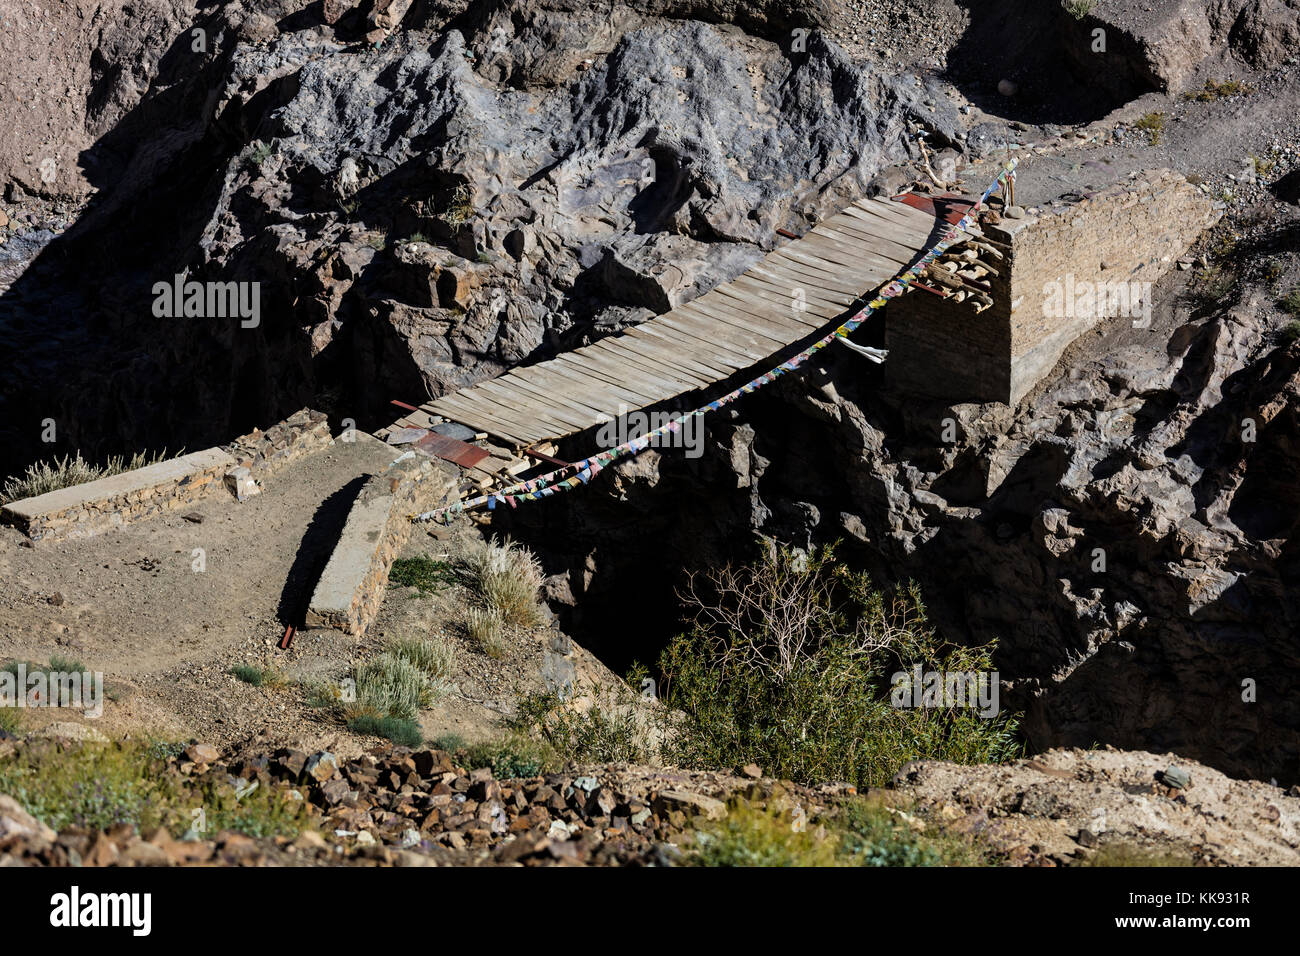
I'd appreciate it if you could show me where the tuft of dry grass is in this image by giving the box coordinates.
[465,606,509,658]
[1,449,179,505]
[455,536,545,628]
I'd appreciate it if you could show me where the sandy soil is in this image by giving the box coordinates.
[0,434,622,753]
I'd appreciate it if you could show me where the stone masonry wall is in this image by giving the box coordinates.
[223,408,332,476]
[305,453,457,637]
[1,449,235,541]
[998,170,1219,403]
[886,169,1218,405]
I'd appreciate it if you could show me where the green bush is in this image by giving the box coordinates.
[389,556,455,593]
[346,715,424,748]
[689,796,993,868]
[511,684,651,764]
[1282,320,1300,344]
[229,664,284,688]
[0,740,314,839]
[388,636,454,686]
[1279,289,1300,317]
[463,733,557,779]
[430,732,465,752]
[658,546,1021,791]
[464,606,508,658]
[690,801,843,867]
[0,707,22,736]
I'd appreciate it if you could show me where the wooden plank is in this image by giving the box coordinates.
[621,326,743,378]
[759,255,867,296]
[435,390,552,444]
[656,313,773,362]
[806,223,920,271]
[473,378,593,434]
[704,285,825,332]
[525,357,652,414]
[687,294,815,344]
[574,341,688,397]
[585,340,703,394]
[814,213,929,258]
[718,278,843,325]
[504,364,623,427]
[609,330,732,381]
[493,371,613,427]
[730,272,850,315]
[596,336,715,389]
[796,229,914,272]
[550,353,663,407]
[773,244,896,285]
[632,322,753,371]
[840,206,939,249]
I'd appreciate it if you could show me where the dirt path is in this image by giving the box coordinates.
[0,435,397,676]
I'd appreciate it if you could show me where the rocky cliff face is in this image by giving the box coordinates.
[0,0,960,475]
[515,245,1300,784]
[2,0,1300,784]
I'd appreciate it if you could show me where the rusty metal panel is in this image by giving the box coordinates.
[893,192,974,225]
[415,432,492,469]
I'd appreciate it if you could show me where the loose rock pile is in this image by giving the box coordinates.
[0,740,845,867]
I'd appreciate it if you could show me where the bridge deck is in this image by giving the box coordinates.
[423,196,948,448]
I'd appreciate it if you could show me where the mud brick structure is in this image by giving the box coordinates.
[886,169,1220,405]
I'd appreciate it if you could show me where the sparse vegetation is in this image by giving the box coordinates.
[455,536,545,628]
[440,183,475,228]
[1134,111,1166,146]
[229,663,285,688]
[0,707,22,736]
[345,715,423,748]
[1,448,179,505]
[348,651,434,722]
[688,795,995,867]
[463,733,558,779]
[1183,79,1252,102]
[1062,0,1096,19]
[464,605,508,658]
[655,546,1021,791]
[511,682,652,764]
[1251,151,1279,179]
[0,740,314,838]
[388,636,455,687]
[389,555,455,593]
[430,732,465,752]
[1075,842,1194,867]
[248,141,274,168]
[1281,320,1300,344]
[47,655,85,674]
[1280,287,1300,317]
[340,635,455,743]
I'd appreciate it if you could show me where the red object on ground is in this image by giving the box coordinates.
[892,192,976,225]
[279,625,295,650]
[415,431,492,469]
[390,399,420,412]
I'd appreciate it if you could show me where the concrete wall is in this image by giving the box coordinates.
[305,454,457,637]
[1,449,235,541]
[886,169,1218,405]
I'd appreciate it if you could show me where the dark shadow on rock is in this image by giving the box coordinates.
[277,474,368,628]
[946,0,1160,126]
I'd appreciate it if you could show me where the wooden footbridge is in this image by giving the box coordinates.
[409,195,971,450]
